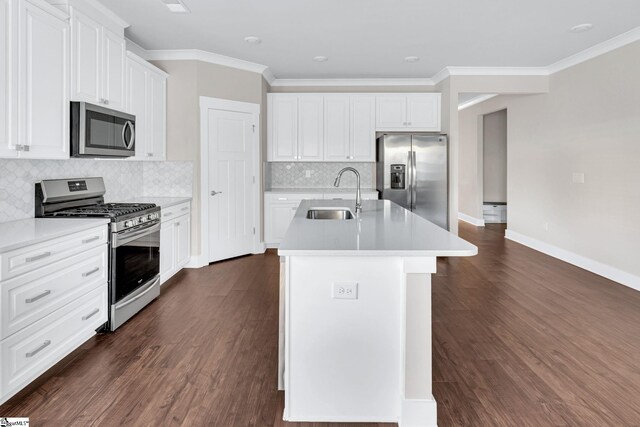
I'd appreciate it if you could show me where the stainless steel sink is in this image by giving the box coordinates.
[306,208,354,220]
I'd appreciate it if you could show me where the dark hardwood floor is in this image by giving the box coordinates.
[2,222,640,426]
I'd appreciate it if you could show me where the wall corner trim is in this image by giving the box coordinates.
[458,213,486,227]
[505,229,640,293]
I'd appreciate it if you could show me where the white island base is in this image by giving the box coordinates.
[277,200,477,426]
[281,255,438,426]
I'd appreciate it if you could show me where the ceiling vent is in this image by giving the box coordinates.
[161,0,190,13]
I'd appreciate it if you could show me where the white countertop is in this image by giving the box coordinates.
[266,188,377,194]
[0,218,110,253]
[278,199,477,257]
[123,197,192,209]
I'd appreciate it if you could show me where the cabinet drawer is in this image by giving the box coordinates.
[266,193,319,203]
[161,202,190,222]
[1,245,107,340]
[0,225,107,281]
[1,285,107,401]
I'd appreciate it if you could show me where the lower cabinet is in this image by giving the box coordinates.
[0,222,108,405]
[160,202,191,284]
[264,191,379,246]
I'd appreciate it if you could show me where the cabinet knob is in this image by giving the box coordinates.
[104,99,109,105]
[146,153,153,157]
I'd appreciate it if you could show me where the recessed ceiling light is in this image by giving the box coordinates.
[244,36,262,45]
[161,0,190,13]
[404,56,420,63]
[570,23,593,33]
[313,56,328,62]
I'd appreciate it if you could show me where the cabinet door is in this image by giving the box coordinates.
[350,95,376,161]
[70,10,100,104]
[175,215,190,268]
[101,28,125,111]
[323,95,350,162]
[18,0,69,159]
[297,95,323,161]
[0,0,17,158]
[375,95,406,129]
[266,201,299,243]
[159,220,175,283]
[268,94,297,161]
[125,57,148,160]
[406,94,441,130]
[147,70,166,160]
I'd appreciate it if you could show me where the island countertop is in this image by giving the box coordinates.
[278,199,477,257]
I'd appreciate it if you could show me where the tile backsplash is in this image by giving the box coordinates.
[0,159,193,223]
[266,162,375,189]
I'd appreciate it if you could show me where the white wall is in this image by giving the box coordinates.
[482,109,507,203]
[457,40,640,282]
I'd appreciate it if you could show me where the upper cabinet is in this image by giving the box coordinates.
[0,0,69,159]
[66,0,127,111]
[125,52,167,161]
[268,93,438,162]
[376,93,441,131]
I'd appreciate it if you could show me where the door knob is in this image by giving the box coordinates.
[211,191,223,196]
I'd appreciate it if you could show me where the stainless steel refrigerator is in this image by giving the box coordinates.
[376,134,449,229]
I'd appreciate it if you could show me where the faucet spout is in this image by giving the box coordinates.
[333,167,362,213]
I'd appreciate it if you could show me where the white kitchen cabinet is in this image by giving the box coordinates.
[297,95,323,161]
[350,96,376,161]
[126,52,167,161]
[268,94,298,161]
[160,202,191,284]
[68,5,126,111]
[0,221,108,405]
[0,0,17,158]
[376,93,441,131]
[17,0,69,159]
[323,95,350,161]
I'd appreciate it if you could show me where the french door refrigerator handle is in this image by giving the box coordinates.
[407,151,413,208]
[412,150,418,210]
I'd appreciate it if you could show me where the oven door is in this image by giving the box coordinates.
[71,102,136,158]
[111,223,160,305]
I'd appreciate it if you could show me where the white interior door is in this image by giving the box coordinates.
[207,108,256,262]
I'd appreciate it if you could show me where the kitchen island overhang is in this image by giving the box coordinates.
[278,200,477,426]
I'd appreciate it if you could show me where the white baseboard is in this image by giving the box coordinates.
[253,243,267,254]
[184,254,207,269]
[265,243,280,249]
[399,397,438,427]
[505,229,640,292]
[458,212,485,227]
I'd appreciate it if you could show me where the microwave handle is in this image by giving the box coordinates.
[123,121,135,150]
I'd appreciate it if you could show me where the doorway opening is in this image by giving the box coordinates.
[481,109,508,225]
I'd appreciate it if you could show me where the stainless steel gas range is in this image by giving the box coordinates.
[35,177,160,331]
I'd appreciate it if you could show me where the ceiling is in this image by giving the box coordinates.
[100,0,640,79]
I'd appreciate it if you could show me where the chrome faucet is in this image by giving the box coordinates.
[334,167,362,213]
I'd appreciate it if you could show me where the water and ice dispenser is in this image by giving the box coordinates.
[390,164,405,189]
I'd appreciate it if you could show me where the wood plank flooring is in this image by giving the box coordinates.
[2,222,640,426]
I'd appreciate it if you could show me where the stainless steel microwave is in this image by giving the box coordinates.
[71,102,136,158]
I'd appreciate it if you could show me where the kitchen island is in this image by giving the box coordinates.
[278,199,477,426]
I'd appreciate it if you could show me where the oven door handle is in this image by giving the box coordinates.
[114,276,160,310]
[112,223,160,248]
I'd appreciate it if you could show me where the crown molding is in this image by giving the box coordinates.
[262,68,276,86]
[269,78,435,87]
[547,26,640,74]
[458,94,498,111]
[446,66,549,76]
[145,49,269,74]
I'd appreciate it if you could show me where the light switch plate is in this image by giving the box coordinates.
[332,282,358,300]
[572,172,585,184]
[305,170,311,178]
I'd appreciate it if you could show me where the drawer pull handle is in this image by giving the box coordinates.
[82,267,100,277]
[25,290,51,303]
[278,198,288,201]
[82,236,100,244]
[181,207,189,212]
[26,252,51,263]
[26,340,51,358]
[164,212,173,217]
[82,308,100,321]
[175,222,180,226]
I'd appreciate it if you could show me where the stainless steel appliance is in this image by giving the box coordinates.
[376,134,449,229]
[71,102,136,158]
[35,177,160,331]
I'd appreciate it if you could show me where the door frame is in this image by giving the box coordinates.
[199,96,262,264]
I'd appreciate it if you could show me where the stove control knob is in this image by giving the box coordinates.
[148,214,154,221]
[125,220,132,227]
[140,216,147,223]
